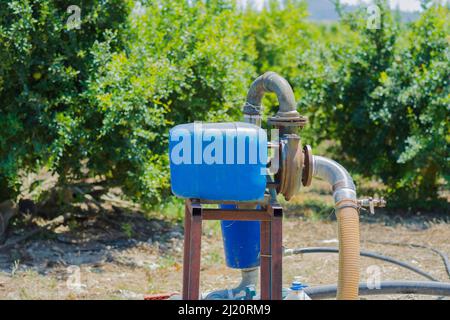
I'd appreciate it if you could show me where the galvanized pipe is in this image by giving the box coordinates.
[312,156,357,203]
[244,72,300,119]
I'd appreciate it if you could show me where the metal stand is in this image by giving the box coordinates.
[182,198,283,300]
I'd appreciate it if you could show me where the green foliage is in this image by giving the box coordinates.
[305,1,449,207]
[0,0,254,206]
[241,0,324,125]
[0,0,448,210]
[83,0,254,205]
[238,0,448,208]
[0,0,132,201]
[371,4,449,206]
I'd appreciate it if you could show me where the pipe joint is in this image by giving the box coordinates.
[245,72,297,116]
[312,156,357,203]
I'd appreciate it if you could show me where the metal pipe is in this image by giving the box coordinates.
[312,156,357,203]
[244,72,300,119]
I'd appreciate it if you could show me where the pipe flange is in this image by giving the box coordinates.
[302,145,313,187]
[276,134,303,201]
[268,115,308,128]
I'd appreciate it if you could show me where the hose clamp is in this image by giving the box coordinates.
[332,180,356,192]
[335,202,359,211]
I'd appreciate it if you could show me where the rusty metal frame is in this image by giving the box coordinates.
[182,198,283,300]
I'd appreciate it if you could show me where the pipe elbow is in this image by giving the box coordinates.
[244,72,299,118]
[312,155,357,203]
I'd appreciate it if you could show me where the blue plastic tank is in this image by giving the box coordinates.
[220,204,261,269]
[169,122,267,201]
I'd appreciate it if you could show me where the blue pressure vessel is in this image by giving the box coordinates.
[169,122,267,201]
[220,204,261,269]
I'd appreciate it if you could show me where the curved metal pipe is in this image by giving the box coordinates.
[313,156,357,204]
[244,72,300,119]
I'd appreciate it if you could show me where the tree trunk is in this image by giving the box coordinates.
[0,200,18,239]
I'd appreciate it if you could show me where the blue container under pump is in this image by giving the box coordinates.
[220,204,261,269]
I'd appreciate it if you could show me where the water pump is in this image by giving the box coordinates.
[169,72,384,300]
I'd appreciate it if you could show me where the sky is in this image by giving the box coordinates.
[245,0,424,12]
[340,0,422,11]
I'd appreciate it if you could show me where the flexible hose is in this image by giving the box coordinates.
[336,200,360,300]
[304,281,450,299]
[312,156,360,300]
[284,247,439,282]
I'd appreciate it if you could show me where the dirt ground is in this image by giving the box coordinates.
[0,180,449,300]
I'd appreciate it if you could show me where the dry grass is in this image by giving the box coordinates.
[0,179,448,300]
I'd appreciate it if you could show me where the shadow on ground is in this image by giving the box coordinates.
[0,203,183,274]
